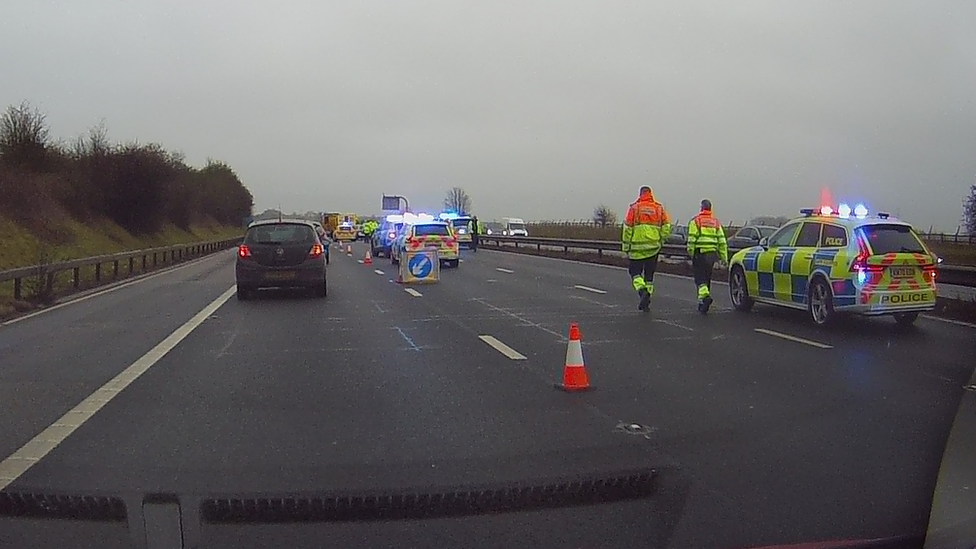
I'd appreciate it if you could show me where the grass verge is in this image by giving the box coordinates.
[0,214,241,320]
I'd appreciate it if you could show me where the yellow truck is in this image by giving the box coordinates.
[326,213,359,241]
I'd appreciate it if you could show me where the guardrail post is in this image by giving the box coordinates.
[73,267,80,288]
[95,263,101,282]
[563,245,569,255]
[14,277,22,300]
[153,253,157,267]
[129,257,135,274]
[113,260,119,279]
[143,255,147,271]
[598,248,603,258]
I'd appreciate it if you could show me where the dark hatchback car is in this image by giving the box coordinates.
[236,220,328,300]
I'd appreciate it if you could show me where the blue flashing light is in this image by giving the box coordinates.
[385,214,403,222]
[856,269,867,285]
[439,211,459,220]
[838,203,851,218]
[854,204,868,219]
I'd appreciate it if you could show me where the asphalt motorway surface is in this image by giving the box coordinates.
[1,242,975,548]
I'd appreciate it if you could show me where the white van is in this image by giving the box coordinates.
[501,218,528,237]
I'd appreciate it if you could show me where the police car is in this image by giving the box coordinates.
[390,214,460,268]
[332,222,358,242]
[371,215,405,258]
[728,204,938,327]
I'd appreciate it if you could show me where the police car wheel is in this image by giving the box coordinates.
[808,278,835,326]
[729,266,754,312]
[894,312,919,327]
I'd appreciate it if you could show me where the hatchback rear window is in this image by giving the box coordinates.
[246,224,316,244]
[413,224,451,237]
[857,224,926,254]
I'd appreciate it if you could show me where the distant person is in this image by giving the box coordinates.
[687,199,729,314]
[622,186,672,311]
[470,216,480,252]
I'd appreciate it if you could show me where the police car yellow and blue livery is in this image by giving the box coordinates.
[390,214,461,268]
[728,204,938,327]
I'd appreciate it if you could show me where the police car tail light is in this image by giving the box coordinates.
[922,265,937,284]
[309,243,324,258]
[238,245,252,258]
[388,231,396,239]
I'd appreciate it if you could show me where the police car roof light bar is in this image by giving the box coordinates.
[799,208,817,216]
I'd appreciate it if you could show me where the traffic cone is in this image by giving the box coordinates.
[346,244,353,255]
[364,249,373,265]
[555,323,593,392]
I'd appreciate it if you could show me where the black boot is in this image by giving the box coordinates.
[638,288,651,311]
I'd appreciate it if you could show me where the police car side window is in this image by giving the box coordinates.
[794,222,822,247]
[820,225,848,247]
[767,223,800,248]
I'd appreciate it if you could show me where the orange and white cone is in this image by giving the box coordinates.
[555,322,593,392]
[346,244,353,255]
[364,250,373,265]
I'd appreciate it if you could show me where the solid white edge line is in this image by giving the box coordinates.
[481,250,976,331]
[0,285,237,489]
[496,268,514,273]
[754,328,833,349]
[1,250,231,328]
[374,269,385,275]
[920,314,976,329]
[404,288,423,297]
[478,335,527,360]
[574,285,607,294]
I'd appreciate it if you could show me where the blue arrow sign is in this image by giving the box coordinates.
[408,253,433,278]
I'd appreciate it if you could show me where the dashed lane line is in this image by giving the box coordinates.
[754,328,833,349]
[405,288,423,297]
[478,335,528,360]
[574,285,607,294]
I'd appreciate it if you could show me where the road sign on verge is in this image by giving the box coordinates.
[400,248,440,284]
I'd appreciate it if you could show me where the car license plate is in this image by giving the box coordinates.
[265,271,296,281]
[888,267,916,279]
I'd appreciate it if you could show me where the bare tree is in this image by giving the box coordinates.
[592,204,617,227]
[964,183,976,234]
[0,101,50,169]
[444,186,472,215]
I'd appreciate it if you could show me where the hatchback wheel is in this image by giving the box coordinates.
[729,266,754,312]
[236,284,251,301]
[808,278,835,327]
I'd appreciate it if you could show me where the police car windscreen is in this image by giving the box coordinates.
[451,219,470,227]
[858,224,926,254]
[246,224,316,245]
[414,224,451,236]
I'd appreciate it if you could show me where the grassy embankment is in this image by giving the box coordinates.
[0,214,241,318]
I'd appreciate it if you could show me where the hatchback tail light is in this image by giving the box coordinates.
[238,245,252,258]
[309,243,324,258]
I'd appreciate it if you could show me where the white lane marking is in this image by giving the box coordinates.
[357,259,364,264]
[574,285,607,294]
[921,315,976,329]
[478,335,527,360]
[1,251,230,328]
[0,285,236,489]
[654,319,694,331]
[496,268,514,273]
[459,259,465,263]
[484,250,976,330]
[486,279,497,283]
[404,288,423,297]
[754,328,833,349]
[374,269,385,275]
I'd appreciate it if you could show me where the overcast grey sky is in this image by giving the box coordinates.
[3,1,975,229]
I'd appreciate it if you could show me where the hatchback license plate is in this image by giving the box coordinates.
[888,267,916,278]
[265,271,296,280]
